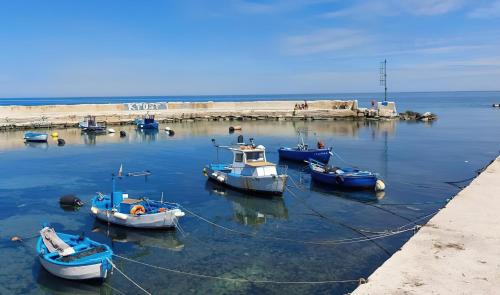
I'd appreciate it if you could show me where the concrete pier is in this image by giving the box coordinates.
[352,156,500,295]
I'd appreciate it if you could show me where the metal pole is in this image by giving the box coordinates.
[384,59,387,102]
[111,174,115,207]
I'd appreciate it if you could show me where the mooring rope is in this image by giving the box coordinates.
[107,258,152,295]
[112,254,362,284]
[180,205,416,245]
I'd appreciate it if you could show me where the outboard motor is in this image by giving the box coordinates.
[59,194,83,207]
[237,135,244,144]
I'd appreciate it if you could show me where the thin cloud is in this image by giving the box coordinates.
[283,29,370,55]
[468,0,500,18]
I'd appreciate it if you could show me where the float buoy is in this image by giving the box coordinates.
[375,179,386,191]
[120,131,126,137]
[51,132,59,137]
[57,139,65,146]
[229,125,242,133]
[130,205,146,215]
[108,128,116,133]
[59,195,83,207]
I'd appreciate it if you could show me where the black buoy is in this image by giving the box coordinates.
[168,130,175,136]
[120,130,126,137]
[57,138,65,146]
[229,126,235,133]
[237,135,244,144]
[59,195,83,207]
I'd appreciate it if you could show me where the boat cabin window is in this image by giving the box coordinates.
[246,151,264,161]
[234,153,244,162]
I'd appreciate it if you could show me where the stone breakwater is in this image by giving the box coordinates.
[0,99,421,130]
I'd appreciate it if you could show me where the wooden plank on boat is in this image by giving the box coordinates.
[245,161,276,167]
[121,198,142,204]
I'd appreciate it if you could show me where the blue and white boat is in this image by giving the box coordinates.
[37,226,113,281]
[135,114,159,129]
[24,131,48,142]
[204,139,288,195]
[278,132,330,163]
[90,174,185,229]
[308,159,385,191]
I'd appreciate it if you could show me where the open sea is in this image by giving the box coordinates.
[1,91,500,294]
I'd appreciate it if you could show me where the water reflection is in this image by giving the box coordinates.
[205,181,288,227]
[24,141,49,149]
[135,129,159,142]
[91,220,184,251]
[309,181,385,203]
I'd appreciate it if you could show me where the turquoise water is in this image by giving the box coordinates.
[1,92,500,294]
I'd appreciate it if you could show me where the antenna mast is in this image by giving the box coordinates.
[380,59,387,102]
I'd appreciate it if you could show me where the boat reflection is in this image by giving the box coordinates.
[24,141,49,149]
[205,181,288,227]
[36,267,104,295]
[135,129,159,142]
[91,220,184,251]
[309,181,385,203]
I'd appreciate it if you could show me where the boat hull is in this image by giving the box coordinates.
[137,123,159,129]
[24,133,48,142]
[92,209,181,229]
[278,148,330,163]
[39,257,108,280]
[310,170,377,189]
[205,166,287,195]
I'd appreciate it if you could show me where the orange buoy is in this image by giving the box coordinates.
[130,205,146,215]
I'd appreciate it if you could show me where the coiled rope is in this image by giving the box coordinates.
[112,254,361,285]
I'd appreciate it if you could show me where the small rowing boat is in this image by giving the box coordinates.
[24,131,48,142]
[37,226,113,281]
[308,159,385,191]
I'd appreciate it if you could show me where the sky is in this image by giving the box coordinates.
[1,0,500,98]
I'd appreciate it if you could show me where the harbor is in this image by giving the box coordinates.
[1,91,500,294]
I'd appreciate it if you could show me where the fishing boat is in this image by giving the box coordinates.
[278,132,330,163]
[203,138,288,195]
[308,159,385,191]
[79,115,107,133]
[37,226,113,280]
[24,131,48,142]
[90,171,185,229]
[135,114,159,129]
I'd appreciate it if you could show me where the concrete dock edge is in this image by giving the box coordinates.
[352,156,500,294]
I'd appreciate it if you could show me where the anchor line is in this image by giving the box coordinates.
[180,205,417,245]
[107,258,152,295]
[112,254,362,284]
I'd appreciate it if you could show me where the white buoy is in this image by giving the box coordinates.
[165,127,171,131]
[108,128,116,133]
[375,179,386,191]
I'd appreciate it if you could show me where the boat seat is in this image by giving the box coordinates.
[57,245,107,262]
[40,227,75,257]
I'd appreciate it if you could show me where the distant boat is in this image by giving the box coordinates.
[278,132,331,163]
[79,115,107,133]
[308,159,384,191]
[37,226,113,280]
[90,174,185,229]
[135,114,158,129]
[203,138,288,195]
[24,131,48,142]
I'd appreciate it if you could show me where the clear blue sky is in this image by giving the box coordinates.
[1,0,500,97]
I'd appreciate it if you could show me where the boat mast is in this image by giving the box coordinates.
[111,174,115,207]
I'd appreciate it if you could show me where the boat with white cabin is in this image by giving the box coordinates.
[203,138,288,195]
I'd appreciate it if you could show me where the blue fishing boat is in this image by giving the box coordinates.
[24,131,48,142]
[278,132,331,162]
[90,169,185,229]
[135,114,159,129]
[37,226,113,280]
[308,159,385,191]
[203,138,288,195]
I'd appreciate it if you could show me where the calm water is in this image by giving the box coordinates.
[1,92,500,294]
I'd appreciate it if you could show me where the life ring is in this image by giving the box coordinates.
[130,205,145,215]
[158,207,167,213]
[335,175,344,184]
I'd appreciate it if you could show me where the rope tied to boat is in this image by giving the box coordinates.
[112,254,362,285]
[107,258,152,295]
